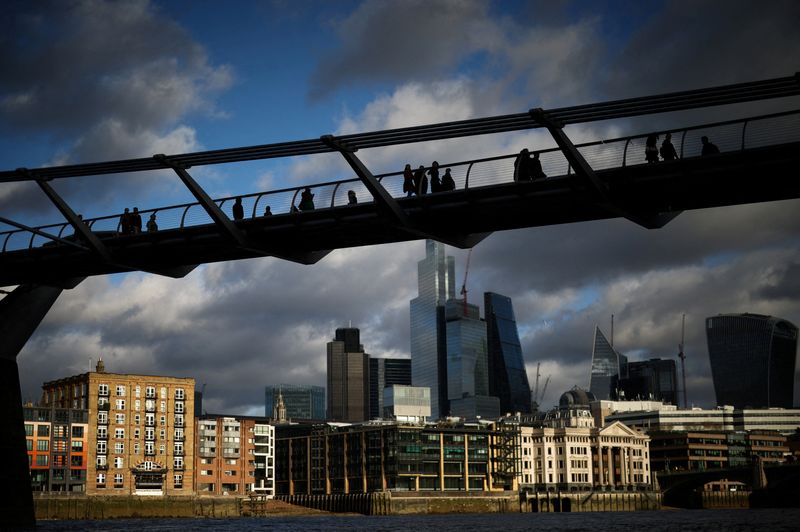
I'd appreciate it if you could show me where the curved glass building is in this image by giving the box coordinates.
[706,313,798,408]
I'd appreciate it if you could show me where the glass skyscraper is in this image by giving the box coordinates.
[369,357,412,419]
[485,292,533,414]
[589,326,624,401]
[264,384,324,420]
[410,240,455,419]
[618,358,678,405]
[706,313,798,408]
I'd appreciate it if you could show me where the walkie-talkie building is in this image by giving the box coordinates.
[706,313,798,408]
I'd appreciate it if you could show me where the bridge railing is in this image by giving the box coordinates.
[2,109,799,253]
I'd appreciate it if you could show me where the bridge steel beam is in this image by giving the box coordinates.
[0,281,83,528]
[321,134,489,249]
[0,215,88,251]
[530,108,681,230]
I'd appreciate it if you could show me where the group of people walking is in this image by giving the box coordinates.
[403,161,456,196]
[119,207,157,234]
[645,133,720,163]
[513,149,547,182]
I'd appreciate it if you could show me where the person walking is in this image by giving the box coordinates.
[660,133,679,161]
[232,197,244,220]
[701,136,720,156]
[402,164,415,197]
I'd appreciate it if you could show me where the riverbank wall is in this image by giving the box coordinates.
[521,490,661,512]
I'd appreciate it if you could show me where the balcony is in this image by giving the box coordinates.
[97,403,110,411]
[173,449,185,457]
[96,464,108,471]
[173,435,185,442]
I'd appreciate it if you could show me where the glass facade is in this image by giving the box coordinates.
[484,292,533,414]
[369,357,412,419]
[411,240,455,419]
[706,314,798,408]
[618,358,678,405]
[265,385,325,420]
[589,326,622,401]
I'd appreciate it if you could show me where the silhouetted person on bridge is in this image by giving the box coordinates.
[531,152,546,180]
[132,207,142,234]
[348,190,357,205]
[428,161,441,192]
[264,205,273,216]
[120,208,131,234]
[146,213,158,232]
[299,187,315,211]
[514,148,532,181]
[403,164,415,196]
[660,133,678,161]
[645,134,659,163]
[701,136,720,156]
[441,168,455,191]
[414,165,428,195]
[232,197,244,220]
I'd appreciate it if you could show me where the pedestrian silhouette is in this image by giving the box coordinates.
[120,208,131,234]
[299,187,315,211]
[264,206,273,216]
[514,149,532,181]
[146,213,158,232]
[413,165,428,195]
[645,134,659,163]
[701,136,720,156]
[132,207,142,234]
[233,197,244,220]
[348,190,358,205]
[531,152,547,180]
[441,168,455,191]
[660,133,678,161]
[428,161,441,192]
[402,164,415,197]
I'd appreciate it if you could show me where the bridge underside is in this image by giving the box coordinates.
[2,142,798,288]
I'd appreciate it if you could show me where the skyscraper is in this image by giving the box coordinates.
[445,299,500,419]
[617,359,678,404]
[589,326,625,401]
[264,385,325,420]
[485,292,533,414]
[410,240,455,419]
[706,313,798,408]
[369,357,412,420]
[327,327,370,422]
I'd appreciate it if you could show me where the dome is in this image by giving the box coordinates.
[559,386,597,407]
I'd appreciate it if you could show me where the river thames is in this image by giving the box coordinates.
[34,508,800,531]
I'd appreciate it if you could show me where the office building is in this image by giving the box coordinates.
[23,405,89,492]
[327,327,370,422]
[369,357,411,419]
[589,326,626,400]
[383,385,431,423]
[649,430,789,472]
[485,292,533,415]
[411,239,456,420]
[265,384,325,421]
[446,299,500,419]
[40,359,194,496]
[618,358,678,405]
[706,313,798,408]
[195,415,275,497]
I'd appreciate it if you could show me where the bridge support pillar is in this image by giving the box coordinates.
[0,281,81,528]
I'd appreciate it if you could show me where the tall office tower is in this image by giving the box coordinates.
[446,299,500,419]
[485,292,533,414]
[327,327,370,422]
[618,359,678,405]
[369,357,412,419]
[265,384,325,420]
[589,326,626,401]
[706,313,798,408]
[410,240,456,419]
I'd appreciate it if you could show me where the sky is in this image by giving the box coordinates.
[2,0,800,415]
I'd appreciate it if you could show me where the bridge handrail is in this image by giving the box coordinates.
[2,108,798,252]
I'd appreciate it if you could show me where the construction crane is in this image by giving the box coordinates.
[531,362,551,411]
[677,314,688,408]
[460,248,473,315]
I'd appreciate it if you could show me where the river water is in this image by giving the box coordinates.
[34,509,800,531]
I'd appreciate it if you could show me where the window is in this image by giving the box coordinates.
[115,413,125,424]
[200,470,212,475]
[134,428,140,439]
[174,474,183,489]
[116,385,126,396]
[174,456,184,469]
[135,400,141,411]
[115,428,125,439]
[97,427,108,439]
[134,414,141,425]
[160,387,167,399]
[175,402,185,414]
[159,444,166,454]
[160,401,166,412]
[135,386,141,398]
[37,425,50,437]
[97,441,107,454]
[71,426,84,438]
[98,411,108,425]
[71,455,83,467]
[36,439,49,451]
[225,459,237,465]
[26,440,32,451]
[98,384,109,396]
[146,386,155,399]
[114,457,124,469]
[224,470,236,476]
[25,424,33,436]
[175,388,185,400]
[114,442,124,454]
[134,443,140,454]
[115,399,125,410]
[97,473,106,485]
[36,455,49,466]
[145,442,154,455]
[114,473,123,487]
[160,416,166,427]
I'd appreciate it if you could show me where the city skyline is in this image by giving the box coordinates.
[4,1,799,416]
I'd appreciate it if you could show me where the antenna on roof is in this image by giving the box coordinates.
[678,314,688,408]
[460,248,473,315]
